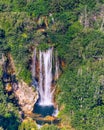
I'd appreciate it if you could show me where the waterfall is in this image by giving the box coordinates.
[32,48,56,106]
[41,48,53,105]
[39,48,53,105]
[32,47,60,116]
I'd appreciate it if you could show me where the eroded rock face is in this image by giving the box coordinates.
[14,80,39,114]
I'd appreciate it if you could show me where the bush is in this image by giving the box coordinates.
[41,124,59,130]
[18,118,38,130]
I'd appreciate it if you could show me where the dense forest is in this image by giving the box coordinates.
[0,0,104,130]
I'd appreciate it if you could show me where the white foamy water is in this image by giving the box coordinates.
[32,48,59,106]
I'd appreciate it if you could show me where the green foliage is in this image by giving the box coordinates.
[26,0,50,16]
[58,57,104,130]
[18,118,38,130]
[0,0,104,130]
[1,113,20,130]
[0,82,20,130]
[38,43,52,51]
[19,67,31,84]
[0,12,37,83]
[55,17,104,130]
[41,124,59,130]
[0,83,7,116]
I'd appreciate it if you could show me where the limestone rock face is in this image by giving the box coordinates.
[14,80,38,114]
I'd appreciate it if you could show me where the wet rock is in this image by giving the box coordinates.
[34,115,61,125]
[44,116,56,121]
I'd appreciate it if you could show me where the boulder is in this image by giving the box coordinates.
[14,80,38,114]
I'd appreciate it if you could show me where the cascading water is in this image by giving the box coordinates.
[32,47,59,117]
[39,48,53,106]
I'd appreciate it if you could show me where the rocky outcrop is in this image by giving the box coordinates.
[14,80,39,114]
[2,52,39,115]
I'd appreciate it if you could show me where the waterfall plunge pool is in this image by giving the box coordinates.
[34,104,54,117]
[33,103,60,125]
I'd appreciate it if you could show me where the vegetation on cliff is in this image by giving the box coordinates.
[0,0,104,130]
